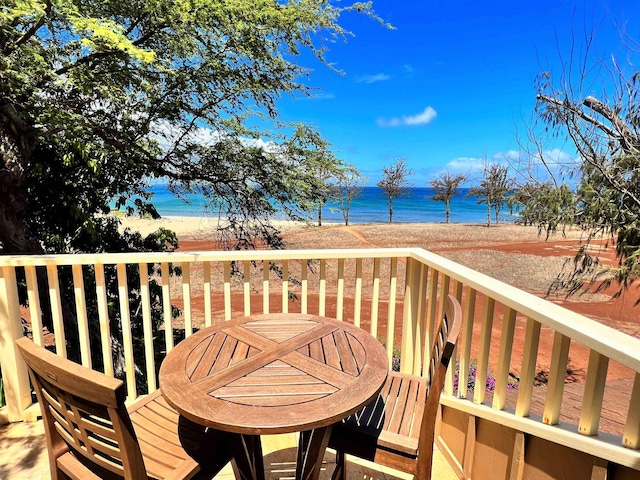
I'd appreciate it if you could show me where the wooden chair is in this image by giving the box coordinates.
[15,337,233,480]
[328,294,463,480]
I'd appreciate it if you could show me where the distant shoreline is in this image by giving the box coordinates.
[119,184,520,224]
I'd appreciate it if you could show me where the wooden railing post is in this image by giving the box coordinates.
[401,257,420,374]
[0,266,32,422]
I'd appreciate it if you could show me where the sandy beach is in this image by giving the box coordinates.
[117,214,322,238]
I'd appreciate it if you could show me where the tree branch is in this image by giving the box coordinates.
[53,24,166,78]
[582,95,638,152]
[4,2,51,56]
[124,14,148,36]
[537,93,620,141]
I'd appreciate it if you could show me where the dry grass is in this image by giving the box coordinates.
[167,223,595,301]
[441,249,565,292]
[279,223,588,294]
[280,223,583,250]
[438,249,608,303]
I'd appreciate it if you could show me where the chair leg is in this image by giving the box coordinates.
[331,450,346,480]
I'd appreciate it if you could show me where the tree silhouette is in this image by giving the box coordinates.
[377,158,414,223]
[467,162,510,226]
[429,171,467,223]
[334,166,367,226]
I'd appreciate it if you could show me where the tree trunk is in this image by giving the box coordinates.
[486,203,491,227]
[445,201,450,223]
[317,204,322,226]
[1,107,78,350]
[0,99,42,255]
[0,173,54,326]
[388,198,394,224]
[0,172,54,330]
[0,172,44,256]
[0,172,81,354]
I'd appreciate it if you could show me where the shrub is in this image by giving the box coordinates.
[453,360,519,394]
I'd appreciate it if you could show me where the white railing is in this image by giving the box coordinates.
[1,248,639,474]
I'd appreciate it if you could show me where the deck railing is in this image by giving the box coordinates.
[1,248,640,477]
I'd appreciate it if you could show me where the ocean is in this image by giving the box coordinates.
[139,184,518,224]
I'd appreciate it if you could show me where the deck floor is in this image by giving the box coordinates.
[2,378,632,479]
[0,420,457,480]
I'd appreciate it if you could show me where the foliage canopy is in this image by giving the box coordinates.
[511,30,640,299]
[333,166,367,226]
[466,162,510,227]
[0,0,381,383]
[0,0,381,255]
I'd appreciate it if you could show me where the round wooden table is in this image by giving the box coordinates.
[160,313,388,480]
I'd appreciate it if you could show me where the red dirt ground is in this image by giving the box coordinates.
[178,228,640,383]
[179,232,639,330]
[479,238,639,330]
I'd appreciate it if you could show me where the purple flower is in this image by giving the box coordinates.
[452,361,518,394]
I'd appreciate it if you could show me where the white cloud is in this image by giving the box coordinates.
[151,120,280,154]
[312,92,335,100]
[494,150,521,163]
[241,137,280,152]
[436,148,578,185]
[539,148,576,164]
[490,148,579,181]
[377,106,437,127]
[445,157,486,173]
[355,73,391,84]
[404,107,438,125]
[297,92,335,100]
[492,148,577,167]
[526,149,578,182]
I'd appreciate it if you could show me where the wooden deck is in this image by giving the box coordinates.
[0,420,457,480]
[0,379,634,479]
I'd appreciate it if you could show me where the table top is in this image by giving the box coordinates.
[159,313,389,435]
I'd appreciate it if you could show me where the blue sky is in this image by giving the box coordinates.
[273,0,639,186]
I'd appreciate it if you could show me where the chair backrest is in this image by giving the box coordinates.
[15,337,148,480]
[425,294,463,393]
[416,294,462,477]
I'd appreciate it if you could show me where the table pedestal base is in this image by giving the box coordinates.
[229,426,333,480]
[230,434,265,480]
[296,425,333,480]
